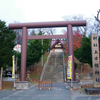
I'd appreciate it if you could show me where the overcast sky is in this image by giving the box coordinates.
[0,0,100,34]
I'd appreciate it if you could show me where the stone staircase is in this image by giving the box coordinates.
[42,52,64,83]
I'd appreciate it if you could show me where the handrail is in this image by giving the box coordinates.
[62,52,66,82]
[40,52,51,81]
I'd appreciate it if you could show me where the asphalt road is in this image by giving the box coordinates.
[0,83,100,100]
[0,83,72,100]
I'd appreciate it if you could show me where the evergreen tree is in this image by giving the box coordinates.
[74,35,92,67]
[38,30,51,54]
[15,30,50,68]
[27,39,43,67]
[26,30,51,67]
[0,20,16,69]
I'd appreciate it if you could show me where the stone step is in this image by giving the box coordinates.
[42,52,64,83]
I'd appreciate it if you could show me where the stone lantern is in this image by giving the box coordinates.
[26,70,31,81]
[75,69,80,82]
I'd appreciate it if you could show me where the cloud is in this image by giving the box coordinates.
[14,0,100,22]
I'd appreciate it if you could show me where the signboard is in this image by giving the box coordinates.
[5,71,12,77]
[67,55,72,79]
[12,56,15,78]
[91,34,100,87]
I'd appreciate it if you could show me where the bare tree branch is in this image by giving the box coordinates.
[95,9,100,23]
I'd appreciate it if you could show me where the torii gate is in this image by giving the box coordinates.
[9,20,86,82]
[51,39,66,50]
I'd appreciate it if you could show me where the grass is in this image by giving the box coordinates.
[30,75,40,80]
[30,82,38,86]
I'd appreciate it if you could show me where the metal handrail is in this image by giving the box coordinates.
[62,52,66,82]
[40,52,51,81]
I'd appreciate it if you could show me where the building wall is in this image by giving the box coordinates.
[13,44,21,52]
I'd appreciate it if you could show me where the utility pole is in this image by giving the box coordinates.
[41,32,43,66]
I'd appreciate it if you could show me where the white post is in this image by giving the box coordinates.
[41,38,43,66]
[14,56,15,88]
[16,57,17,72]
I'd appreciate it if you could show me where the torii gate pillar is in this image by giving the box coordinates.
[67,24,75,81]
[20,27,27,81]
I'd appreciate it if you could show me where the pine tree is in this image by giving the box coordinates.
[26,30,50,67]
[27,39,43,67]
[74,35,92,67]
[0,20,16,69]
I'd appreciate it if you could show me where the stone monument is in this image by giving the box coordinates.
[85,34,100,94]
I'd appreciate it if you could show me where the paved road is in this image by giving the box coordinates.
[0,83,73,100]
[1,83,100,100]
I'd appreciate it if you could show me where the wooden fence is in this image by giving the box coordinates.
[38,81,52,90]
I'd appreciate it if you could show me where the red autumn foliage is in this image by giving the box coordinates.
[64,30,83,53]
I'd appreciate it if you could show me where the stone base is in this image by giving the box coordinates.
[15,81,31,89]
[85,88,100,95]
[12,87,16,91]
[66,81,81,89]
[3,77,14,81]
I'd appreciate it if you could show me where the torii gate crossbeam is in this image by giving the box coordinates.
[9,20,86,82]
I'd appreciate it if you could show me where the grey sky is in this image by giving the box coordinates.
[0,0,100,34]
